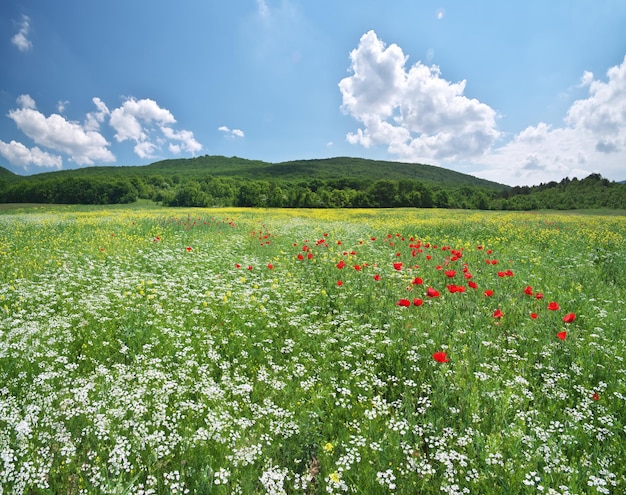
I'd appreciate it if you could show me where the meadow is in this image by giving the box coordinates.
[0,205,625,494]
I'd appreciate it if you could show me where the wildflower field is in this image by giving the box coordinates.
[1,205,625,495]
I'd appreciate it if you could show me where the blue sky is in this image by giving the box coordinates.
[1,0,625,186]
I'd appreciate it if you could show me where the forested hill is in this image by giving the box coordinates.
[1,158,625,210]
[0,166,17,181]
[142,156,504,189]
[10,155,505,190]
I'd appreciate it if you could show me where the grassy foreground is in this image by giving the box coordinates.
[0,206,625,494]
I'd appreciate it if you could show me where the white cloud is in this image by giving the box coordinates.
[566,56,626,141]
[472,55,626,185]
[133,141,157,159]
[11,15,32,52]
[218,125,245,138]
[161,126,203,154]
[341,32,626,185]
[17,94,36,110]
[0,140,62,170]
[256,0,269,18]
[8,95,115,165]
[84,97,110,131]
[110,98,175,143]
[339,31,500,163]
[57,100,69,113]
[109,97,200,158]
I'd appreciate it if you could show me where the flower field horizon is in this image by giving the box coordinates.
[1,205,625,494]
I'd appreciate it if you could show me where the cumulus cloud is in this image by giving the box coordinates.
[8,95,115,166]
[11,15,32,52]
[110,98,175,142]
[339,30,500,163]
[84,97,110,131]
[341,32,626,185]
[218,125,245,138]
[566,57,626,145]
[472,55,626,185]
[16,94,36,110]
[109,98,201,158]
[2,95,202,170]
[161,126,203,154]
[0,140,62,170]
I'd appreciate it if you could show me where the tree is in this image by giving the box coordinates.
[368,180,397,207]
[169,182,210,207]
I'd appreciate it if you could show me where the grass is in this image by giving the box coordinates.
[0,206,625,494]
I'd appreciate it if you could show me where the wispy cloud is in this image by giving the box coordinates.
[256,0,269,18]
[218,125,245,138]
[11,15,33,52]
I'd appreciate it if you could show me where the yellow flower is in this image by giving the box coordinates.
[323,442,334,453]
[329,471,340,483]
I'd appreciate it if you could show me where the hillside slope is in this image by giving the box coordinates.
[21,155,507,190]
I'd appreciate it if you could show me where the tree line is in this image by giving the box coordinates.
[0,173,624,210]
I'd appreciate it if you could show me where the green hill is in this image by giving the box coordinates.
[23,155,507,190]
[0,165,18,182]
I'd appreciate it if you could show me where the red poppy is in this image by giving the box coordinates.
[432,351,449,363]
[592,392,600,401]
[397,298,411,307]
[307,253,314,259]
[464,272,473,279]
[484,289,494,297]
[530,313,538,319]
[493,309,504,319]
[186,246,193,252]
[497,271,506,277]
[336,260,346,269]
[535,293,544,300]
[505,270,514,277]
[393,262,403,270]
[468,281,478,289]
[563,313,576,323]
[445,270,456,278]
[447,284,466,293]
[235,263,242,268]
[547,302,560,311]
[413,298,424,306]
[426,287,440,298]
[337,280,343,287]
[412,277,423,285]
[524,286,534,296]
[373,274,381,281]
[556,331,567,341]
[247,265,253,271]
[297,254,304,260]
[267,263,273,269]
[353,265,362,271]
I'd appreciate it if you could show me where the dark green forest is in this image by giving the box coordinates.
[1,156,625,210]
